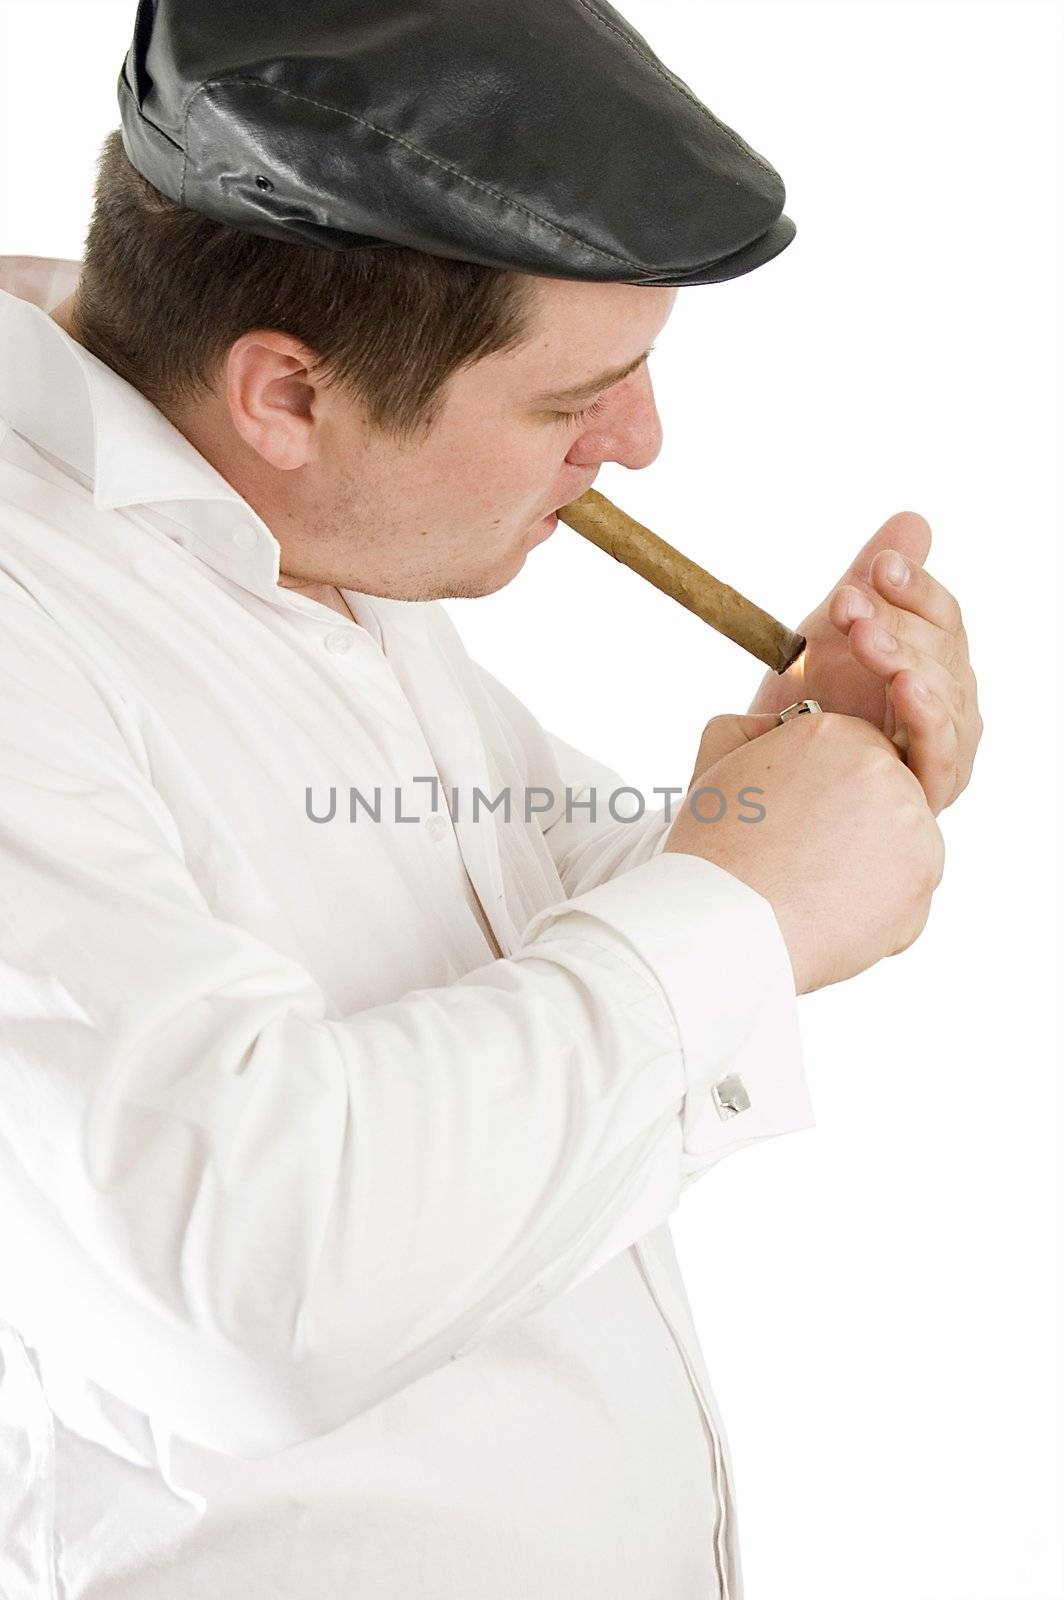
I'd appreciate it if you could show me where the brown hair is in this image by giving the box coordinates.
[69,129,539,441]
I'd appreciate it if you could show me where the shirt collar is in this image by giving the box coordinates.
[0,258,419,641]
[0,261,285,598]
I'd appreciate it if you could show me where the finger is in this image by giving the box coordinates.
[890,670,959,816]
[869,548,967,648]
[692,712,781,774]
[835,510,933,595]
[846,618,981,808]
[829,582,951,664]
[843,617,965,715]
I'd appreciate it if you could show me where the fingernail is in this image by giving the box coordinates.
[912,678,931,701]
[874,626,897,652]
[846,590,875,620]
[883,553,909,586]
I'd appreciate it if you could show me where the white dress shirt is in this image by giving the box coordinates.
[0,257,815,1600]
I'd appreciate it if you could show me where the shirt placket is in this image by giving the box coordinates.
[310,600,514,966]
[632,1236,740,1599]
[352,606,520,959]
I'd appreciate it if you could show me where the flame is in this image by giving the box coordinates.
[788,647,807,682]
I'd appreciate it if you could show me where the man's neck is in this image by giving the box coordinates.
[48,294,78,337]
[277,577,357,622]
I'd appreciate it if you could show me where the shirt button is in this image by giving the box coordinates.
[324,630,354,654]
[231,525,258,549]
[424,813,449,841]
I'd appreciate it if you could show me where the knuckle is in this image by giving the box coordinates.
[889,914,922,959]
[930,693,957,735]
[917,821,945,894]
[897,805,941,896]
[874,752,909,796]
[795,709,845,750]
[931,829,946,888]
[927,569,963,629]
[902,892,934,951]
[915,838,940,902]
[821,708,891,752]
[944,639,968,682]
[871,745,900,784]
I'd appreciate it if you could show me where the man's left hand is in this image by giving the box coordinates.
[747,511,982,815]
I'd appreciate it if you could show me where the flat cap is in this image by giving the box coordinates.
[117,0,795,287]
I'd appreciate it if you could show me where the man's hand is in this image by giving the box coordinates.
[666,709,945,995]
[747,511,982,816]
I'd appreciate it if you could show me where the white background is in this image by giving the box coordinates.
[1,2,1061,1596]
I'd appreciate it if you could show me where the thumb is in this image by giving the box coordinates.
[689,712,781,781]
[838,509,932,591]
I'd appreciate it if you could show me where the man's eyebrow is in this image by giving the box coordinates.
[534,344,657,405]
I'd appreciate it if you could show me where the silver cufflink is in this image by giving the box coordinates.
[711,1073,751,1120]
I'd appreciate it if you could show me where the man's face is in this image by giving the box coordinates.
[271,275,678,602]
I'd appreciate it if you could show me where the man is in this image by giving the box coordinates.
[0,3,980,1597]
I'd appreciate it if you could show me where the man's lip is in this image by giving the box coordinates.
[548,479,598,518]
[528,511,558,545]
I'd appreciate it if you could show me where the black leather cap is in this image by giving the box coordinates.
[117,0,795,287]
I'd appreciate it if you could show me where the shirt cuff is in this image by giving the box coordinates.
[518,851,815,1182]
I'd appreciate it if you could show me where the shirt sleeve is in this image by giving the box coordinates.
[470,659,676,894]
[0,594,813,1462]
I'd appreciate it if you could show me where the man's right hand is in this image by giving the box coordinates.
[662,709,945,996]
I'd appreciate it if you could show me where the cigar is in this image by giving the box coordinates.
[556,489,806,675]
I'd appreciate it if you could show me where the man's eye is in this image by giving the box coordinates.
[553,394,609,427]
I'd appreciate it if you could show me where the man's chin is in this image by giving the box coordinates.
[351,538,532,602]
[440,566,523,601]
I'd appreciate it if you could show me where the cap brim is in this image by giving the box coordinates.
[643,212,797,288]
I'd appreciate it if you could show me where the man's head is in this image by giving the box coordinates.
[64,131,677,602]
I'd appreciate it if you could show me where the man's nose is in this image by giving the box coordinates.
[566,368,664,471]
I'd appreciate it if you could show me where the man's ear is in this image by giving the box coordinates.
[224,331,322,471]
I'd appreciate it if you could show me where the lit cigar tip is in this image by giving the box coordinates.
[777,636,807,677]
